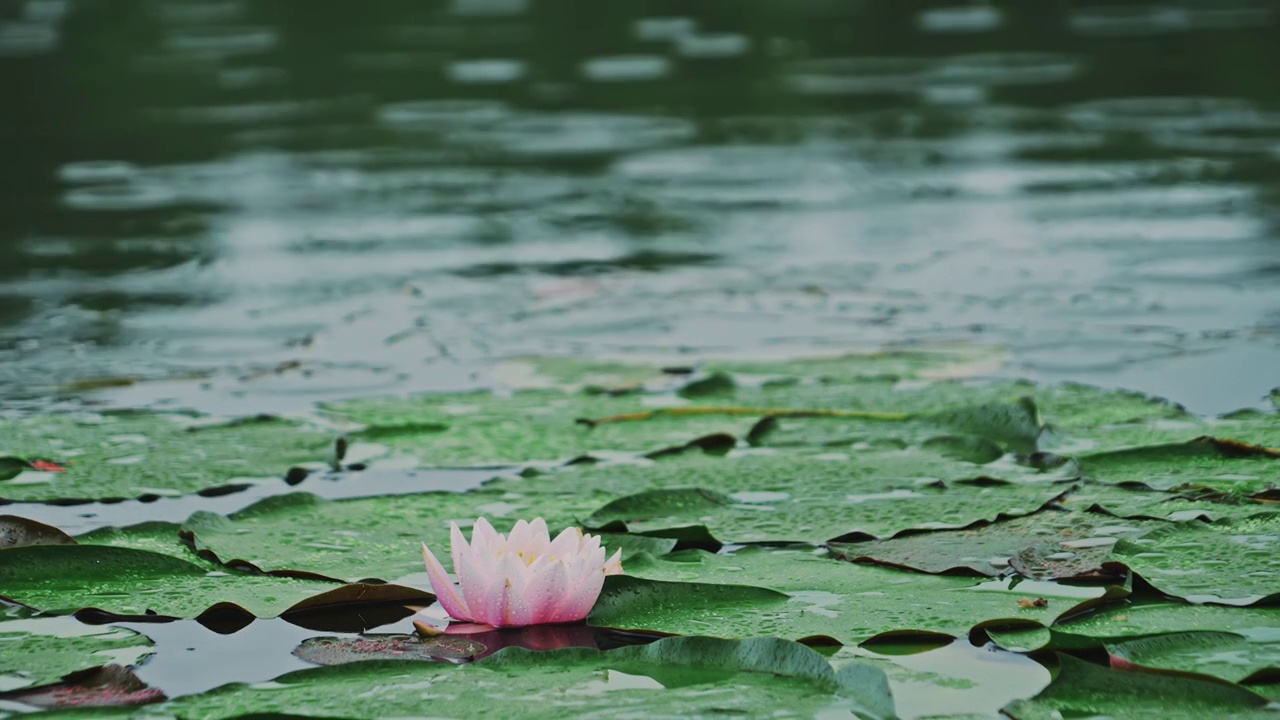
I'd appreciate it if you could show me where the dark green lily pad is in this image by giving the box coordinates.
[0,412,333,502]
[579,455,1076,544]
[1107,630,1280,685]
[164,636,896,720]
[1081,437,1280,488]
[590,547,1101,644]
[0,544,338,617]
[181,490,610,582]
[1053,600,1280,643]
[1002,653,1268,719]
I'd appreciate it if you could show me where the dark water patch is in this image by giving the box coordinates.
[452,250,720,278]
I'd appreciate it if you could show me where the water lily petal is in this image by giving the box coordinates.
[470,517,500,558]
[547,566,607,623]
[422,542,473,622]
[604,548,624,575]
[449,522,469,576]
[548,526,583,559]
[521,558,570,624]
[456,538,501,604]
[499,578,535,627]
[508,518,549,565]
[471,572,513,627]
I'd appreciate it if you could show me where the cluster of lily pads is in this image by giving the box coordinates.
[1,349,1277,718]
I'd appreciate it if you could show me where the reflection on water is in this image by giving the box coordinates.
[2,0,1280,414]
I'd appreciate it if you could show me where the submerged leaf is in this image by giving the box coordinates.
[293,634,484,665]
[0,617,154,692]
[0,664,165,709]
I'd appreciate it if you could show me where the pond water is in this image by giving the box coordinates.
[3,0,1279,417]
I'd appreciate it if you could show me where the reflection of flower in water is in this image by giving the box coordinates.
[422,517,623,628]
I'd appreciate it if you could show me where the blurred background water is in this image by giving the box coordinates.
[2,0,1279,416]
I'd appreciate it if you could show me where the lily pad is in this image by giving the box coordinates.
[181,490,610,582]
[1066,441,1280,523]
[1002,653,1268,719]
[0,515,76,549]
[293,634,485,665]
[579,454,1076,544]
[1106,630,1280,685]
[0,664,166,710]
[0,615,153,691]
[0,412,333,503]
[1110,512,1280,605]
[1052,600,1280,644]
[323,356,1199,468]
[0,544,339,618]
[164,636,896,720]
[589,547,1103,644]
[830,509,1159,579]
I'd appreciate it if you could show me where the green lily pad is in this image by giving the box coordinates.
[323,355,1199,468]
[164,636,896,720]
[181,489,611,582]
[1081,437,1280,491]
[589,547,1102,644]
[75,521,210,565]
[0,615,153,691]
[1052,600,1280,643]
[1061,480,1265,524]
[1069,437,1280,521]
[578,453,1076,544]
[0,544,338,617]
[1107,630,1280,685]
[1110,512,1280,605]
[830,509,1160,578]
[1002,653,1268,719]
[0,412,333,502]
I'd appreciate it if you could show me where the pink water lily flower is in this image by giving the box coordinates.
[422,517,623,628]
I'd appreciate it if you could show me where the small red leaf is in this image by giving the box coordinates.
[30,460,67,473]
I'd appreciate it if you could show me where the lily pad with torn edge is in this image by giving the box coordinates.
[576,450,1075,540]
[829,509,1162,579]
[1108,511,1280,606]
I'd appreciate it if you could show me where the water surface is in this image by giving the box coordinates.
[2,0,1279,415]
